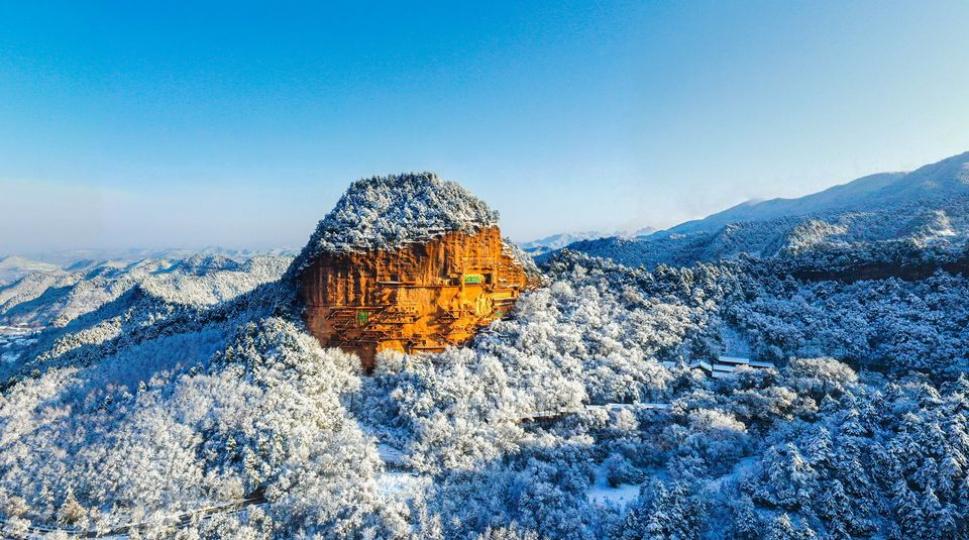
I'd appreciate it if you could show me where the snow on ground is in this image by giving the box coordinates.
[0,325,38,364]
[377,471,430,500]
[585,462,641,508]
[377,443,407,469]
[291,172,499,272]
[0,325,36,336]
[585,402,670,414]
[703,456,758,494]
[375,443,429,501]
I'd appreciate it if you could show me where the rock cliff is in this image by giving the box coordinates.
[292,173,535,370]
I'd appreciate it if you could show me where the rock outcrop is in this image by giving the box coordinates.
[292,173,536,370]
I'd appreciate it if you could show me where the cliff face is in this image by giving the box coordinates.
[299,226,530,370]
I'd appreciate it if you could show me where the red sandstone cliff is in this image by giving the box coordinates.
[299,226,530,370]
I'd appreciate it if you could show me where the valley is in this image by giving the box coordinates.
[0,160,967,539]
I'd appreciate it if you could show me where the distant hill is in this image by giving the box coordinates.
[567,151,969,268]
[9,247,298,269]
[519,226,656,256]
[0,254,292,328]
[0,256,61,285]
[519,231,610,255]
[2,169,967,538]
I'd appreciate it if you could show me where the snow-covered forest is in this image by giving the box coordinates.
[5,0,969,535]
[0,241,966,538]
[566,151,969,271]
[1,161,968,538]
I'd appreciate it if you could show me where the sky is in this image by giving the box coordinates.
[2,1,969,253]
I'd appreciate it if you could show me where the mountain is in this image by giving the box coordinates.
[0,256,61,285]
[664,171,905,236]
[291,172,536,368]
[291,172,498,270]
[519,231,610,255]
[519,227,657,256]
[0,254,292,328]
[0,171,967,538]
[7,247,298,270]
[567,151,969,268]
[620,225,658,238]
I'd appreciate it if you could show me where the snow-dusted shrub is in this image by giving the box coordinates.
[290,172,499,273]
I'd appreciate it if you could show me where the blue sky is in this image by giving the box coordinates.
[2,1,969,252]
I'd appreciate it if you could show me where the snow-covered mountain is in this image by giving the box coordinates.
[518,231,610,255]
[0,254,292,328]
[291,172,498,274]
[620,225,658,238]
[1,171,967,539]
[519,226,656,256]
[0,256,61,285]
[568,151,969,268]
[663,171,907,236]
[10,247,298,269]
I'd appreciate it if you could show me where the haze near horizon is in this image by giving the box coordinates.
[2,1,969,253]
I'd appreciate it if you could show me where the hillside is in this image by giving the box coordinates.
[0,256,61,285]
[519,231,609,255]
[567,151,969,268]
[0,254,292,328]
[520,227,657,256]
[0,174,966,539]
